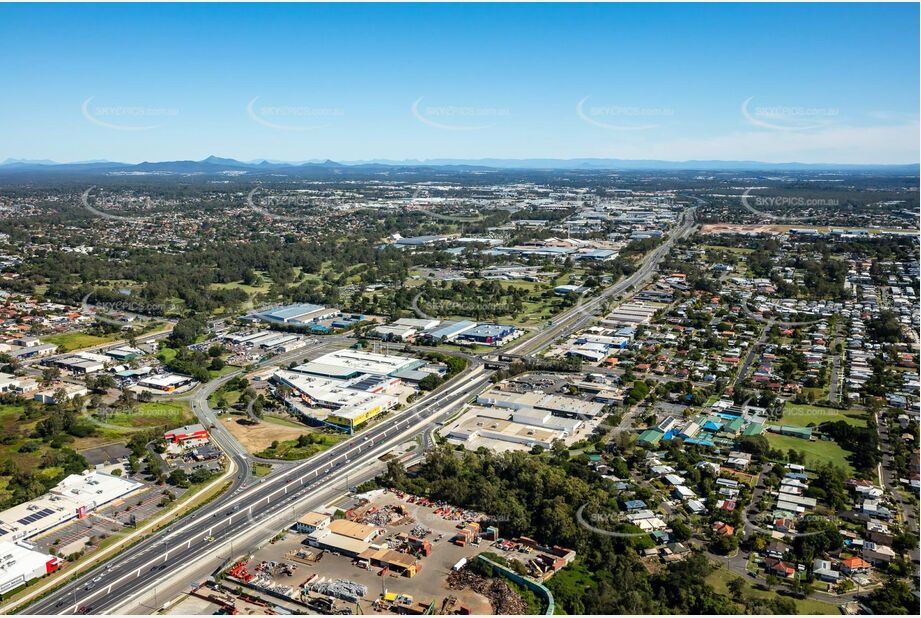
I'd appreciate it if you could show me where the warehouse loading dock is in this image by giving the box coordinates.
[358,546,420,577]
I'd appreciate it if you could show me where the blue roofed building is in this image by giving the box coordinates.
[331,314,365,329]
[458,323,517,346]
[256,303,336,325]
[424,320,478,342]
[624,499,647,511]
[575,249,617,262]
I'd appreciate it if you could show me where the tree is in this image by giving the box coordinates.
[727,577,745,598]
[41,366,61,386]
[865,578,917,614]
[418,374,441,391]
[168,317,207,347]
[52,387,69,406]
[710,533,738,555]
[167,469,190,488]
[668,518,692,542]
[737,435,770,457]
[628,380,650,404]
[147,457,164,482]
[189,468,212,484]
[867,311,903,344]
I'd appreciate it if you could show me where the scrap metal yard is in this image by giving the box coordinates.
[166,489,570,615]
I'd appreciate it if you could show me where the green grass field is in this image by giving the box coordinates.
[0,403,23,419]
[255,432,345,460]
[208,387,243,408]
[157,346,179,363]
[780,403,866,427]
[105,401,194,429]
[1,401,150,506]
[43,331,118,352]
[209,272,274,313]
[702,245,756,255]
[208,364,239,379]
[765,432,854,475]
[706,565,839,614]
[251,462,273,477]
[209,279,272,295]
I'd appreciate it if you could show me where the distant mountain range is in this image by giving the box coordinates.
[0,155,917,174]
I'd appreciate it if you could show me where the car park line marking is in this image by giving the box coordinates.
[45,370,492,614]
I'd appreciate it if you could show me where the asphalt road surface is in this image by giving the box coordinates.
[25,204,701,615]
[504,206,697,357]
[23,363,491,615]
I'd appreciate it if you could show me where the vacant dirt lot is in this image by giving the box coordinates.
[700,223,782,235]
[222,416,306,453]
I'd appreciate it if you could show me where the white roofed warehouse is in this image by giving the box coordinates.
[0,471,142,545]
[0,541,62,595]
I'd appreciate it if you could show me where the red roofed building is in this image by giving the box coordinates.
[840,556,871,574]
[712,521,734,536]
[164,424,209,444]
[764,557,795,578]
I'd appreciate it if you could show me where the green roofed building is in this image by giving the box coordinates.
[742,422,764,436]
[638,428,665,446]
[767,425,813,440]
[724,416,746,435]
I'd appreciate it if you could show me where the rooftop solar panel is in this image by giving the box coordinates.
[17,508,55,526]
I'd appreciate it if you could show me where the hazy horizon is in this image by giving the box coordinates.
[1,2,918,165]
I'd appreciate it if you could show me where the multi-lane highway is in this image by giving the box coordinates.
[11,337,349,614]
[23,204,699,615]
[504,206,697,357]
[22,360,490,615]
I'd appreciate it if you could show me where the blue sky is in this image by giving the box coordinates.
[1,2,918,164]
